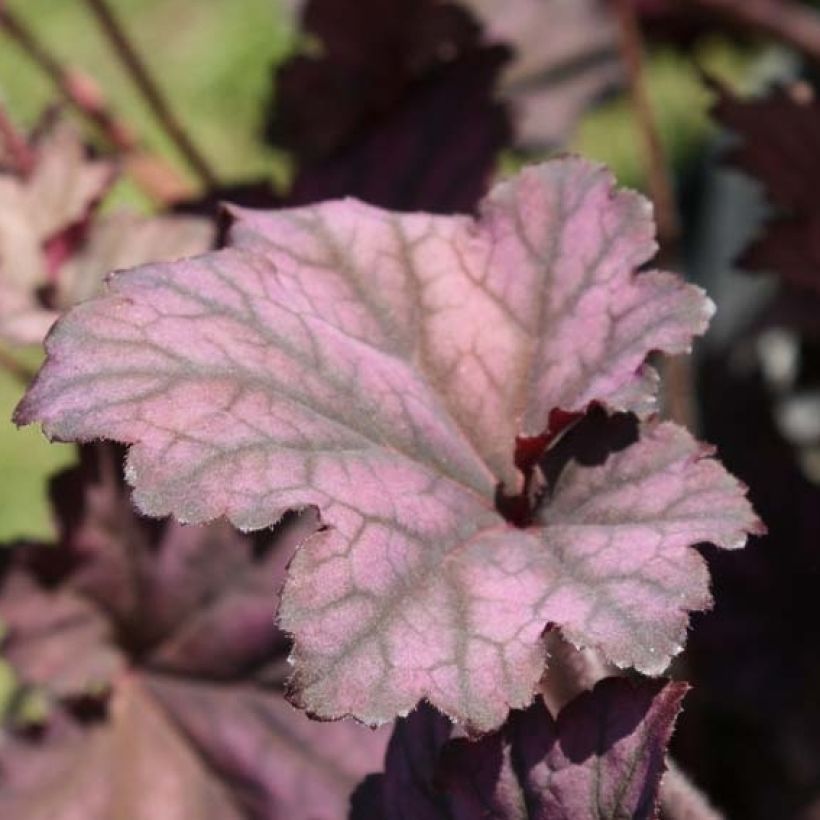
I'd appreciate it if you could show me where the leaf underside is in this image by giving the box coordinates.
[355,676,689,820]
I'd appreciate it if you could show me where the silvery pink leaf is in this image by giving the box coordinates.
[357,677,687,820]
[16,158,758,731]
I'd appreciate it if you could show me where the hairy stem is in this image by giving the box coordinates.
[0,100,35,175]
[612,0,696,432]
[82,0,218,188]
[0,6,192,203]
[689,0,820,65]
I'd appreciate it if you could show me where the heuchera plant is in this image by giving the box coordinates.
[14,156,761,812]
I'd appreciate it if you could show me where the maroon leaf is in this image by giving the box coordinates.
[285,45,511,213]
[268,0,484,162]
[0,445,387,818]
[357,677,688,820]
[16,158,759,733]
[441,677,688,819]
[711,78,820,293]
[350,701,454,820]
[271,0,511,213]
[280,0,622,154]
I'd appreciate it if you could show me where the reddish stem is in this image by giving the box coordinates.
[0,7,193,203]
[611,0,696,432]
[0,100,35,175]
[0,7,135,150]
[82,0,218,188]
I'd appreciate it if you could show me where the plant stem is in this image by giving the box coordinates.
[0,7,135,150]
[0,347,35,385]
[0,6,193,203]
[82,0,218,188]
[689,0,820,66]
[0,100,35,175]
[611,0,696,432]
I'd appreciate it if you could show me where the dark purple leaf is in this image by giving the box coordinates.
[711,78,820,293]
[0,445,388,818]
[271,0,511,213]
[268,0,483,162]
[285,45,511,213]
[358,676,688,819]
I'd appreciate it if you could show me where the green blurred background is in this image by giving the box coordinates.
[0,0,766,542]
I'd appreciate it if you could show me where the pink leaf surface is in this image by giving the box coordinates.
[16,158,758,732]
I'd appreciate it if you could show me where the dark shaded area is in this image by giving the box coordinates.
[358,679,686,819]
[267,0,511,213]
[496,405,638,528]
[539,404,639,497]
[267,0,483,162]
[672,346,820,820]
[710,77,820,293]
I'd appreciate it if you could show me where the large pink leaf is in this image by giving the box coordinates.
[16,158,758,732]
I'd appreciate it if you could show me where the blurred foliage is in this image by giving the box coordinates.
[573,38,758,188]
[0,0,295,207]
[0,2,770,541]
